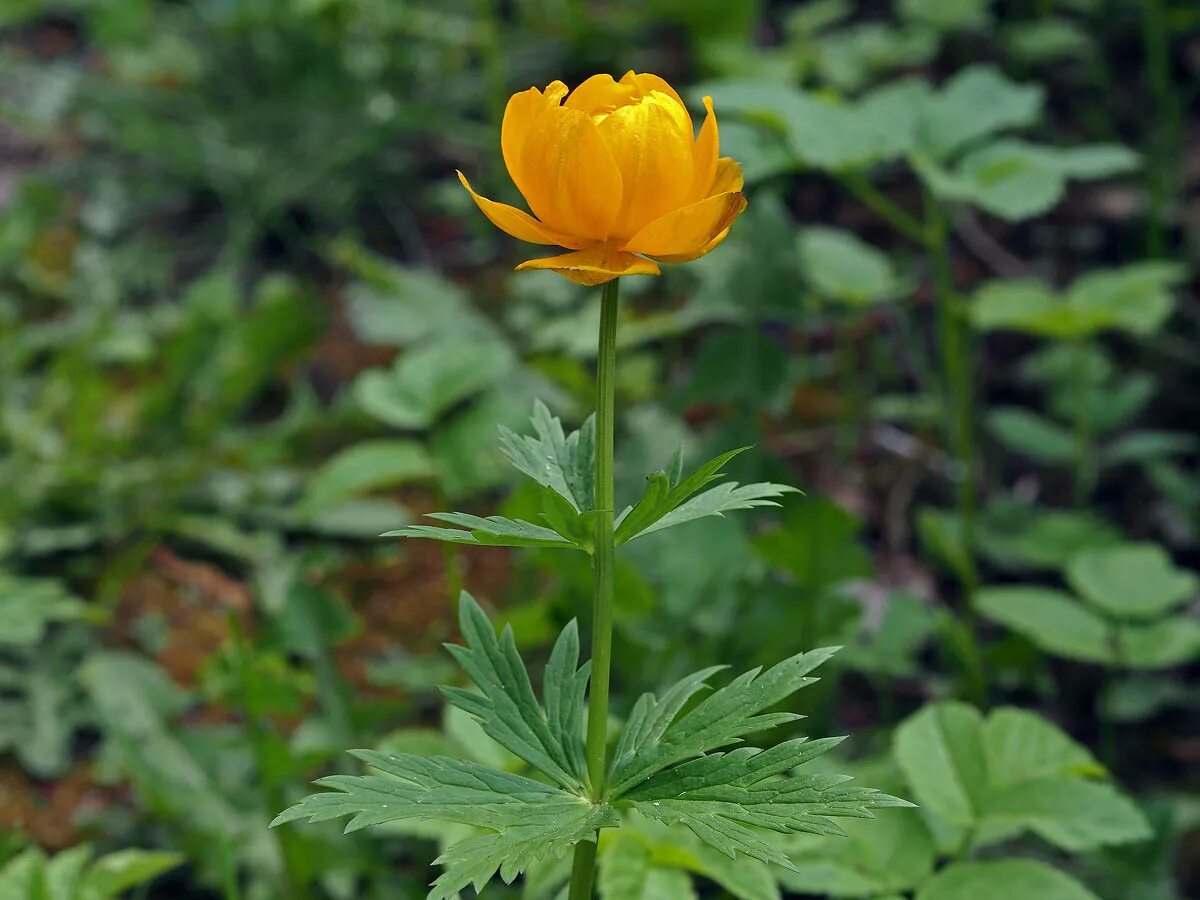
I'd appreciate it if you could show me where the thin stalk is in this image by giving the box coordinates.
[924,192,986,707]
[1141,0,1174,258]
[569,277,621,900]
[1072,339,1097,505]
[840,171,929,246]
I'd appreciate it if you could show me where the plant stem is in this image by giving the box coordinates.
[1141,0,1174,258]
[840,171,929,246]
[570,276,621,900]
[1072,339,1097,505]
[924,192,986,707]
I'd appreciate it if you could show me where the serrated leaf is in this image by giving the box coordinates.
[625,741,911,870]
[1067,543,1197,620]
[974,587,1115,663]
[385,513,582,549]
[917,859,1101,900]
[619,474,797,544]
[607,648,839,797]
[499,400,595,512]
[80,849,184,900]
[273,751,616,900]
[615,447,750,544]
[440,593,588,790]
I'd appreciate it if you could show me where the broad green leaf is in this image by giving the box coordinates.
[440,593,588,790]
[894,702,988,826]
[0,574,88,647]
[898,0,990,31]
[385,513,581,549]
[43,844,91,900]
[974,586,1115,663]
[80,849,183,900]
[971,279,1063,334]
[273,751,616,900]
[981,778,1151,850]
[918,67,1042,160]
[599,834,697,900]
[499,400,595,512]
[981,708,1104,786]
[1004,18,1093,64]
[354,337,515,429]
[625,742,912,870]
[1067,543,1197,620]
[1116,618,1200,669]
[1064,262,1183,337]
[607,649,838,796]
[917,860,1100,900]
[977,502,1121,570]
[1102,430,1197,466]
[301,440,434,511]
[797,227,904,305]
[0,849,44,900]
[816,24,938,93]
[781,803,936,896]
[988,407,1076,464]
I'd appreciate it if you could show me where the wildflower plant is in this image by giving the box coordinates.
[274,72,910,899]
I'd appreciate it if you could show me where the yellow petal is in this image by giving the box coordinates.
[710,157,744,195]
[520,104,624,241]
[689,96,719,202]
[515,245,661,286]
[596,91,694,239]
[619,72,690,125]
[621,191,747,259]
[502,82,567,219]
[564,73,637,116]
[652,226,732,264]
[457,171,582,248]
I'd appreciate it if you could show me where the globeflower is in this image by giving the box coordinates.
[458,71,747,285]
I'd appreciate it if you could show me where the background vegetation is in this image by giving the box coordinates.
[1,0,1198,897]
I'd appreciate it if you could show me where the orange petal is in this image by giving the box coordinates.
[514,245,661,286]
[520,104,624,241]
[709,157,744,195]
[596,92,694,239]
[652,226,733,264]
[502,82,566,214]
[564,73,636,116]
[457,171,582,248]
[689,96,719,202]
[621,191,747,259]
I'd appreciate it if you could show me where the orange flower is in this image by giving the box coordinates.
[458,72,747,285]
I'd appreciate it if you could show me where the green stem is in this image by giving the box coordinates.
[1072,339,1097,505]
[925,193,986,706]
[1141,0,1174,258]
[570,277,621,900]
[840,171,929,246]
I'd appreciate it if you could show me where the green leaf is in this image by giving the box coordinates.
[974,587,1115,663]
[781,804,936,896]
[625,741,912,870]
[981,778,1152,850]
[918,67,1043,160]
[0,574,89,647]
[917,860,1100,900]
[1116,617,1200,669]
[797,227,904,305]
[499,400,595,512]
[987,408,1076,464]
[385,513,582,549]
[976,502,1121,570]
[981,708,1104,785]
[440,593,588,790]
[607,649,838,797]
[1067,543,1197,620]
[599,834,697,900]
[301,440,434,512]
[1064,262,1183,337]
[354,337,515,429]
[898,0,990,31]
[273,751,617,900]
[894,702,989,826]
[620,481,797,544]
[80,849,184,900]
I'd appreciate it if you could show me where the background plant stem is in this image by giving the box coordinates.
[570,276,621,900]
[1073,338,1097,505]
[925,193,986,706]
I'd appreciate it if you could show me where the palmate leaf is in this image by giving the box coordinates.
[624,741,912,870]
[607,647,839,797]
[385,512,582,549]
[615,448,798,545]
[499,399,595,512]
[272,751,617,900]
[442,592,589,791]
